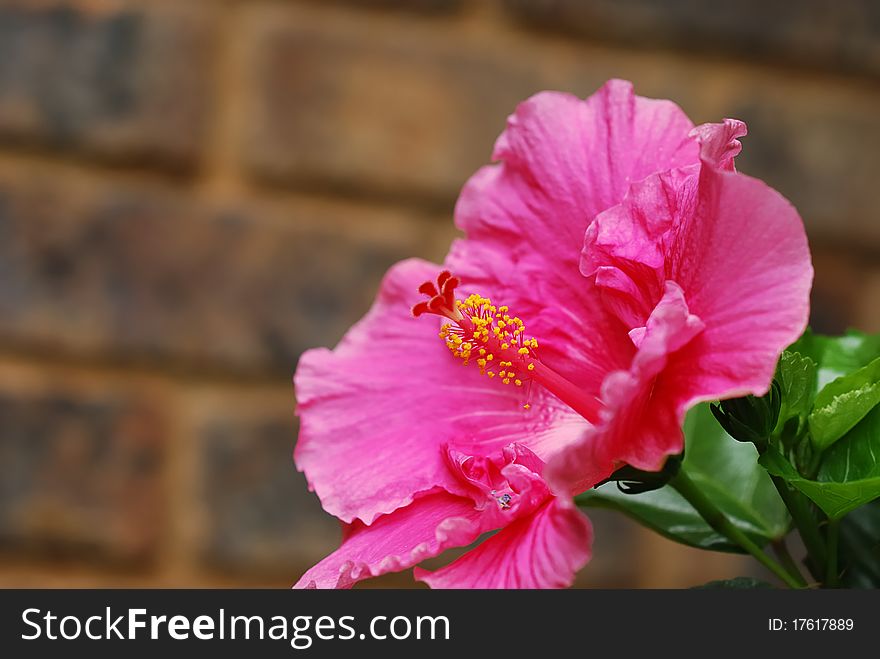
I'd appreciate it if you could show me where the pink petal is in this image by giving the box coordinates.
[449,80,698,401]
[415,499,592,589]
[667,166,813,403]
[560,159,811,485]
[690,119,748,171]
[480,79,699,242]
[455,78,698,297]
[446,237,632,407]
[446,443,552,528]
[581,166,698,328]
[293,490,485,589]
[295,258,590,525]
[548,282,705,488]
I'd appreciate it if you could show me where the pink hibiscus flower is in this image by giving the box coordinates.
[293,79,812,589]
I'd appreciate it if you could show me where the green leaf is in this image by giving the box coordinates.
[838,499,880,588]
[577,403,790,552]
[809,356,880,452]
[692,577,774,589]
[790,329,880,389]
[759,405,880,519]
[774,351,817,436]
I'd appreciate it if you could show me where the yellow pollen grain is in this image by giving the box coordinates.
[431,289,543,393]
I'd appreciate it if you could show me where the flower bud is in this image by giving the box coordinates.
[710,380,781,447]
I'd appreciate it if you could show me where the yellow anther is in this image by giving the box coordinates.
[523,403,531,410]
[426,287,542,393]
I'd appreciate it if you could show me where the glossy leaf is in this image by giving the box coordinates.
[774,351,817,436]
[809,356,880,452]
[839,499,880,588]
[578,403,790,552]
[760,405,880,519]
[790,329,880,389]
[692,577,774,589]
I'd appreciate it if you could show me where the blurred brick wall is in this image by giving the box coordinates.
[0,0,877,588]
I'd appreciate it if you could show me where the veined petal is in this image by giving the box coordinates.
[295,258,590,525]
[667,165,813,403]
[294,491,485,589]
[415,499,592,589]
[690,119,748,171]
[446,237,631,405]
[581,165,698,328]
[450,80,698,400]
[562,145,811,485]
[469,79,699,247]
[548,282,705,489]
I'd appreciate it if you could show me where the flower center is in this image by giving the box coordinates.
[412,271,602,424]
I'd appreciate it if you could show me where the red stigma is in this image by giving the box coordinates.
[412,271,461,320]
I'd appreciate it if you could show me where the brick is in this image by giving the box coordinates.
[0,166,449,375]
[301,0,462,13]
[193,396,338,574]
[0,2,213,169]
[514,59,880,248]
[603,72,880,249]
[809,247,880,335]
[0,374,165,563]
[242,6,545,201]
[241,5,880,244]
[503,0,880,77]
[723,87,880,248]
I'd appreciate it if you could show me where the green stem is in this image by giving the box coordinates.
[772,538,807,586]
[671,470,806,589]
[770,475,827,579]
[805,448,823,481]
[826,519,840,588]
